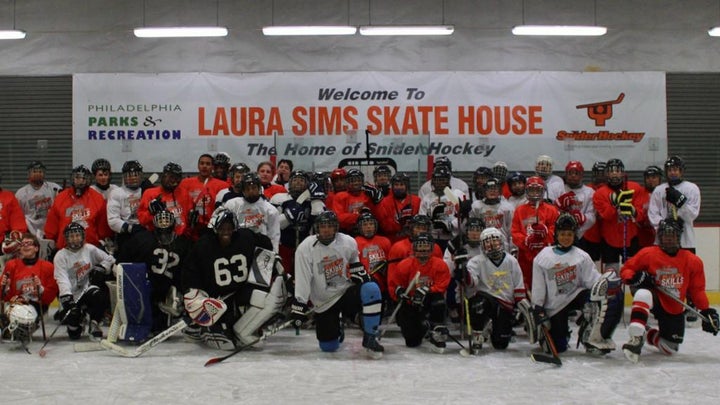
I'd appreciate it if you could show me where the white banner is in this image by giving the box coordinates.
[73,72,666,173]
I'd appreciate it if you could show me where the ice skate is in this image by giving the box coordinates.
[622,335,644,363]
[362,333,384,360]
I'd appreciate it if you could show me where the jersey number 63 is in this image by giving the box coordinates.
[214,254,248,286]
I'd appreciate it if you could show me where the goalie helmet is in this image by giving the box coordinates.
[525,176,546,203]
[241,172,262,203]
[161,162,183,192]
[412,232,434,264]
[63,222,85,251]
[6,303,38,342]
[465,217,486,248]
[153,210,177,245]
[91,158,111,174]
[356,210,378,239]
[657,218,683,255]
[535,155,553,179]
[664,155,686,186]
[480,227,505,261]
[605,158,625,189]
[492,161,508,183]
[554,213,578,250]
[314,211,339,245]
[208,208,237,234]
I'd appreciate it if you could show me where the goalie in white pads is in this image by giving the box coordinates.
[531,213,620,355]
[181,209,287,350]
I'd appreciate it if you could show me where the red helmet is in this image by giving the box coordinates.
[330,168,347,180]
[565,161,584,173]
[525,176,545,188]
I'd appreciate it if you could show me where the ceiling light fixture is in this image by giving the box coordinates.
[512,0,606,37]
[1,0,25,40]
[263,0,356,36]
[359,0,454,36]
[134,0,228,38]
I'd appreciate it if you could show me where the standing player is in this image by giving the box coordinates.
[212,152,232,183]
[354,211,391,304]
[90,159,120,201]
[620,218,718,363]
[257,161,286,199]
[137,162,193,239]
[372,165,393,197]
[15,161,61,239]
[332,169,383,235]
[290,211,384,358]
[555,161,596,242]
[107,160,145,250]
[577,161,607,267]
[182,209,286,350]
[637,165,663,248]
[418,157,469,200]
[180,154,227,240]
[469,178,513,248]
[222,173,281,252]
[505,171,527,211]
[419,166,465,251]
[375,172,421,243]
[215,162,251,207]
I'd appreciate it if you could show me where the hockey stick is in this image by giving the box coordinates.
[100,317,191,358]
[530,325,562,366]
[34,279,46,340]
[38,309,73,358]
[378,271,421,338]
[655,285,717,330]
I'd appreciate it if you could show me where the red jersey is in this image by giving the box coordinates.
[355,234,392,292]
[511,201,559,288]
[621,246,709,315]
[388,256,450,301]
[180,176,227,237]
[635,187,655,248]
[592,181,645,248]
[386,238,443,279]
[332,191,377,233]
[137,186,193,237]
[2,258,58,306]
[375,193,421,243]
[581,182,603,243]
[0,189,27,242]
[44,188,111,249]
[262,183,286,200]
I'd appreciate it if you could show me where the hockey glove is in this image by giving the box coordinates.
[431,205,446,221]
[459,200,472,219]
[188,209,200,228]
[556,191,577,212]
[665,187,687,208]
[148,197,167,215]
[308,181,326,201]
[411,286,430,308]
[121,222,143,235]
[627,271,655,289]
[362,184,383,204]
[533,306,550,330]
[701,308,720,335]
[618,202,636,219]
[57,294,77,324]
[395,286,408,302]
[349,265,371,285]
[92,264,111,275]
[183,288,228,327]
[610,189,634,207]
[453,247,469,282]
[290,299,309,328]
[282,200,306,224]
[570,210,586,226]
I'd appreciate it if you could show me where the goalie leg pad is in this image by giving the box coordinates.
[232,278,287,345]
[361,281,382,335]
[516,298,537,343]
[184,289,228,327]
[157,286,183,317]
[116,263,152,342]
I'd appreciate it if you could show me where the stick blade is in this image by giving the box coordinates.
[530,352,562,366]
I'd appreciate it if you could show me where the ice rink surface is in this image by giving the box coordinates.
[3,312,718,405]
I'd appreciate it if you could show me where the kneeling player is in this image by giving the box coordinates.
[461,227,530,354]
[182,209,287,350]
[290,211,385,359]
[531,214,619,355]
[620,218,719,363]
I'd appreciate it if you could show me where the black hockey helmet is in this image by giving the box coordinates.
[465,217,486,247]
[91,158,111,174]
[213,152,231,168]
[154,210,177,245]
[435,156,452,172]
[314,211,339,245]
[657,217,683,255]
[208,208,237,234]
[373,165,392,178]
[412,232,434,263]
[160,162,182,191]
[644,165,663,178]
[664,155,686,186]
[122,160,143,174]
[71,165,92,192]
[554,213,578,249]
[605,158,625,188]
[356,210,378,239]
[63,222,86,251]
[346,168,364,182]
[27,160,46,171]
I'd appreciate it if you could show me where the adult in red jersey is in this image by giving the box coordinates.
[44,165,110,249]
[257,161,286,199]
[511,176,558,290]
[332,169,382,235]
[620,218,718,363]
[180,154,227,239]
[137,162,193,238]
[375,173,420,243]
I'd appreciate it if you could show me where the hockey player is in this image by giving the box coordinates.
[531,214,619,355]
[326,168,347,210]
[107,160,145,250]
[354,211,391,296]
[620,218,719,363]
[137,162,193,238]
[534,155,564,202]
[45,165,111,250]
[460,227,529,354]
[15,161,61,239]
[180,154,228,240]
[222,172,281,252]
[555,161,596,241]
[270,170,325,276]
[468,166,493,202]
[1,233,58,345]
[511,176,559,290]
[212,152,231,183]
[505,171,527,211]
[290,211,385,358]
[372,165,393,196]
[257,161,286,199]
[0,179,27,251]
[375,172,421,243]
[332,168,383,235]
[637,165,663,248]
[418,156,469,200]
[419,166,465,251]
[387,214,444,279]
[53,222,115,340]
[117,210,193,334]
[273,159,293,187]
[578,162,607,265]
[492,161,510,199]
[469,178,513,249]
[443,217,485,323]
[89,158,119,200]
[215,162,251,207]
[389,232,451,353]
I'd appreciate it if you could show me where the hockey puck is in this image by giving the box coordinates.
[38,349,47,358]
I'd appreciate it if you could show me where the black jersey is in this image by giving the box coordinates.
[117,229,193,288]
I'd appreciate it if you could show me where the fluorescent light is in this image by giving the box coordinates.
[359,25,455,36]
[709,27,720,36]
[133,26,228,38]
[512,25,607,36]
[262,26,357,36]
[0,29,26,39]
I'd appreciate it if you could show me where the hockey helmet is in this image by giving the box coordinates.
[565,160,585,189]
[554,213,578,250]
[391,172,411,198]
[664,155,685,186]
[657,218,683,255]
[535,155,553,178]
[208,208,237,234]
[91,158,111,174]
[410,214,432,239]
[643,165,663,178]
[492,162,508,182]
[153,210,177,245]
[288,170,309,198]
[356,210,378,239]
[412,232,434,263]
[483,177,501,202]
[431,166,452,191]
[605,158,625,188]
[465,217,486,248]
[161,162,183,191]
[213,152,231,168]
[314,211,339,245]
[121,160,143,190]
[525,176,546,202]
[435,156,452,172]
[480,227,505,261]
[63,222,86,251]
[240,172,262,203]
[70,165,92,192]
[27,160,46,172]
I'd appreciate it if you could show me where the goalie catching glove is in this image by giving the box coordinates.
[183,289,228,327]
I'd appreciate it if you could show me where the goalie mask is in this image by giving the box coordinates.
[314,211,339,245]
[71,165,92,196]
[535,155,553,179]
[465,217,486,248]
[664,155,686,186]
[6,303,38,342]
[161,162,183,192]
[153,210,177,246]
[356,211,378,239]
[480,227,505,261]
[525,176,546,203]
[241,173,262,203]
[121,160,143,190]
[412,232,434,264]
[658,218,683,256]
[288,170,309,199]
[605,158,625,189]
[63,222,85,251]
[492,161,508,183]
[554,213,578,251]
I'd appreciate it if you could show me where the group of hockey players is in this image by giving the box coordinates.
[0,151,717,363]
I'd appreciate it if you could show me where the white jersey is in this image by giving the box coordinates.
[557,184,596,239]
[106,186,142,233]
[90,184,120,201]
[53,243,115,301]
[293,232,358,313]
[648,181,700,248]
[469,199,514,247]
[543,174,565,202]
[15,181,61,237]
[506,194,528,212]
[222,197,281,252]
[419,188,466,241]
[418,177,469,201]
[531,245,599,317]
[465,252,525,307]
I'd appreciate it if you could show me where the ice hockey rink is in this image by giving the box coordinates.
[2,311,718,405]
